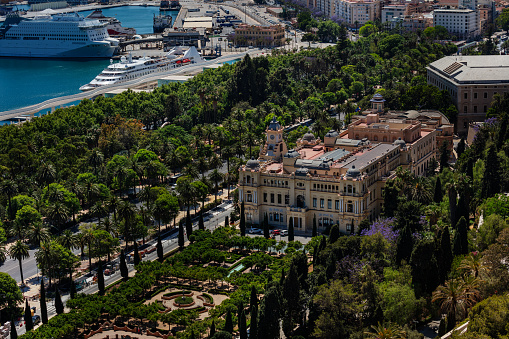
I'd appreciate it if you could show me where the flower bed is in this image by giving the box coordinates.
[174,296,194,305]
[197,293,215,306]
[162,290,193,300]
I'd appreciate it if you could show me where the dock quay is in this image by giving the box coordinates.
[0,52,248,123]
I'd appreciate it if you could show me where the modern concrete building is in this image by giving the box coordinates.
[427,55,509,134]
[334,0,382,28]
[433,8,479,39]
[382,4,406,23]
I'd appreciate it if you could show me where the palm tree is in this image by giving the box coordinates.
[410,177,432,204]
[432,278,481,323]
[58,229,78,251]
[46,202,70,233]
[118,201,136,249]
[38,161,56,192]
[28,222,51,247]
[35,241,55,286]
[88,149,104,176]
[90,202,108,225]
[0,245,7,262]
[1,179,18,220]
[364,322,406,339]
[79,224,95,271]
[9,240,30,284]
[459,252,483,279]
[209,169,224,203]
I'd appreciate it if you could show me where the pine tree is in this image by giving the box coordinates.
[10,320,17,339]
[224,215,229,227]
[210,319,216,338]
[329,224,339,244]
[250,285,258,312]
[40,280,48,324]
[134,242,141,265]
[24,299,33,331]
[434,177,443,203]
[70,278,77,300]
[482,145,501,199]
[240,201,246,237]
[224,310,233,333]
[199,210,205,230]
[120,249,128,280]
[157,235,163,262]
[178,220,185,249]
[439,140,449,173]
[312,214,317,237]
[288,217,294,242]
[97,261,105,295]
[55,289,64,315]
[239,310,247,339]
[186,208,193,238]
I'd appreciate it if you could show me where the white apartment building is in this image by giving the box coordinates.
[335,0,381,28]
[382,4,406,23]
[433,8,479,39]
[315,0,336,17]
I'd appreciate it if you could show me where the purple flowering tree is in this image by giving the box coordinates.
[360,218,399,244]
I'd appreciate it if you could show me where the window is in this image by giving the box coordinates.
[328,199,332,209]
[347,185,352,193]
[247,193,252,202]
[320,199,324,208]
[285,195,289,205]
[269,213,273,221]
[484,92,488,99]
[264,193,267,203]
[347,202,353,213]
[274,213,279,221]
[474,92,477,99]
[484,105,487,113]
[313,198,317,208]
[335,200,340,210]
[464,106,468,114]
[277,194,282,204]
[347,224,352,232]
[270,193,274,204]
[474,106,477,113]
[464,92,467,99]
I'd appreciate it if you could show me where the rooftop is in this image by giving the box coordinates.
[428,55,509,84]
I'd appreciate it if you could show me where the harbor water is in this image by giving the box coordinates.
[0,6,179,113]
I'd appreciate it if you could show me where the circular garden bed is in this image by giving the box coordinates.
[173,296,195,307]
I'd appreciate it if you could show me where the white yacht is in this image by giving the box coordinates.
[86,10,136,38]
[79,46,203,91]
[0,12,119,58]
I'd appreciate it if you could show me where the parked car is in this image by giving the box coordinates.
[32,315,41,325]
[280,230,288,236]
[271,229,280,235]
[249,228,262,234]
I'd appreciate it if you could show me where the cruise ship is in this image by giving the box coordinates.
[0,12,119,58]
[79,46,203,91]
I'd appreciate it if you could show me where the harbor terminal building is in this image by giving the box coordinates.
[238,94,452,234]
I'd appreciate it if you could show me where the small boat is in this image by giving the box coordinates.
[86,10,136,37]
[159,0,170,11]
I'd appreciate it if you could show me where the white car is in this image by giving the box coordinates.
[248,228,262,234]
[280,230,288,236]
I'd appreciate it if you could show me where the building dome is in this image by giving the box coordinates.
[346,165,361,178]
[284,149,300,158]
[325,130,339,138]
[370,93,386,103]
[267,117,281,131]
[295,167,309,176]
[246,157,260,169]
[302,132,316,142]
[393,137,406,148]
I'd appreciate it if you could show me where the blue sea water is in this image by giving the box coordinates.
[0,6,179,113]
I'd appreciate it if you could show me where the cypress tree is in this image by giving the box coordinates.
[97,261,105,295]
[224,310,233,333]
[199,210,205,230]
[396,226,413,264]
[438,227,453,284]
[250,306,258,339]
[10,320,17,339]
[319,235,326,252]
[282,264,300,335]
[448,185,457,230]
[55,289,64,315]
[482,145,501,199]
[257,286,281,339]
[453,217,469,255]
[24,299,33,331]
[329,224,340,244]
[312,244,318,266]
[157,235,163,262]
[249,285,258,311]
[240,201,246,237]
[210,319,216,338]
[439,141,449,173]
[70,278,77,300]
[120,249,128,280]
[279,268,285,287]
[40,280,48,324]
[134,242,141,265]
[438,317,447,336]
[186,208,193,238]
[433,177,443,203]
[288,217,294,242]
[263,216,269,239]
[456,138,466,158]
[497,112,509,149]
[224,215,229,227]
[239,310,247,339]
[312,214,317,237]
[178,220,185,249]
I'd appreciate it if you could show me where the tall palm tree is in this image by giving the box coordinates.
[118,201,136,249]
[88,149,104,176]
[432,278,481,323]
[79,224,95,271]
[46,202,70,233]
[209,169,224,203]
[38,161,56,192]
[28,222,51,248]
[9,240,30,284]
[58,229,78,251]
[364,322,406,339]
[0,245,6,262]
[459,252,483,279]
[36,241,55,286]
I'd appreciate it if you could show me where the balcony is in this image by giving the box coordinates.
[288,205,308,213]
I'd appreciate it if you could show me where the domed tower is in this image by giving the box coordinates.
[260,117,288,162]
[370,93,385,113]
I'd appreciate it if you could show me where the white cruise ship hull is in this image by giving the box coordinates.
[0,40,116,58]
